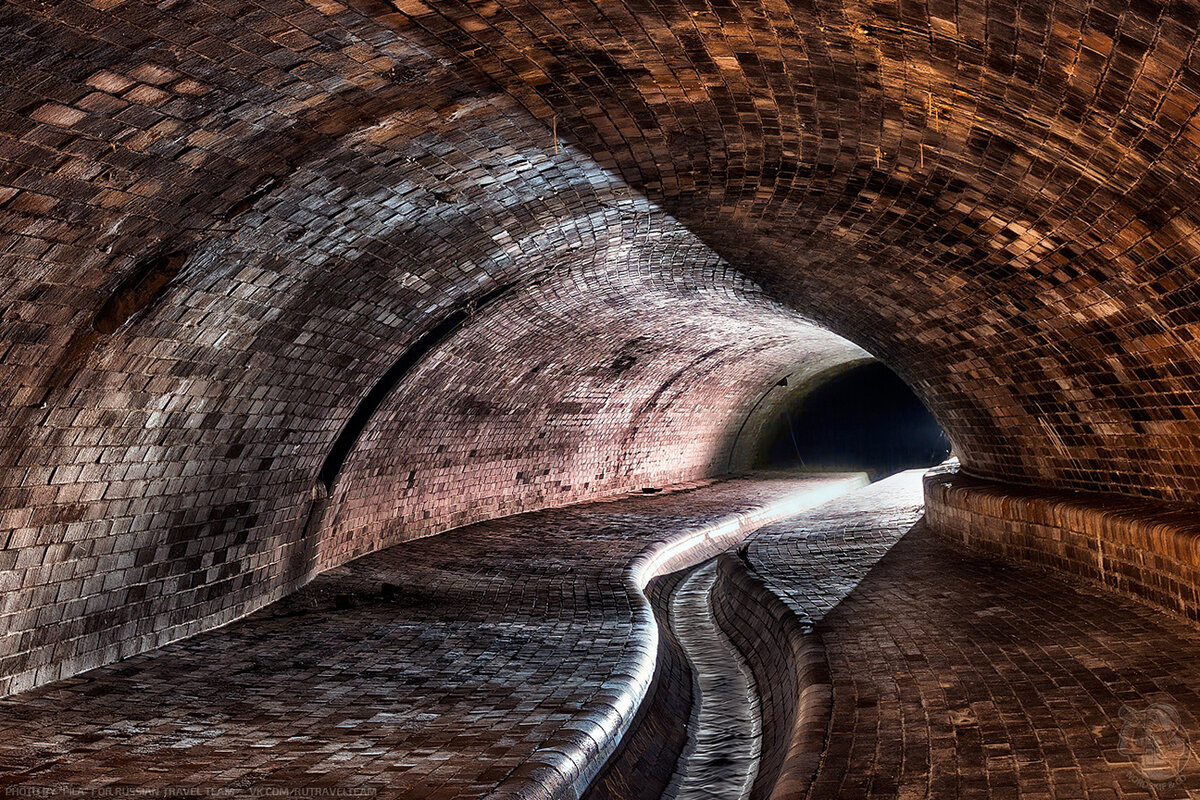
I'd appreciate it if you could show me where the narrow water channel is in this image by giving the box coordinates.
[668,560,761,800]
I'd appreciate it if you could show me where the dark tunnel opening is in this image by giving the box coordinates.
[757,361,951,480]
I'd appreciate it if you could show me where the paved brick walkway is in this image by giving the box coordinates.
[0,476,854,800]
[5,472,1200,799]
[746,472,1200,799]
[745,470,927,630]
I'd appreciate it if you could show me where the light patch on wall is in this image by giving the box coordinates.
[395,271,432,292]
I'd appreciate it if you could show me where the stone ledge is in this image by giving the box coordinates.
[924,466,1200,623]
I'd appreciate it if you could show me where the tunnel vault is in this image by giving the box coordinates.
[3,0,1200,695]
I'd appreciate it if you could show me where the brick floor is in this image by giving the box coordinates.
[5,472,1200,799]
[746,470,928,630]
[746,472,1200,799]
[0,476,852,800]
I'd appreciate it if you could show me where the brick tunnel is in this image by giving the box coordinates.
[4,0,1200,797]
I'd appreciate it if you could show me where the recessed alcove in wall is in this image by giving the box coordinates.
[755,361,951,480]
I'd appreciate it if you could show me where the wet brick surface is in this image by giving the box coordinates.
[0,477,841,799]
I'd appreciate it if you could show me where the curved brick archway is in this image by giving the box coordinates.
[0,0,876,694]
[390,0,1200,504]
[3,0,1200,710]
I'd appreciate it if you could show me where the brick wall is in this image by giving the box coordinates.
[312,263,866,569]
[926,466,1200,624]
[0,0,865,696]
[397,0,1200,506]
[711,554,831,800]
[7,0,1200,697]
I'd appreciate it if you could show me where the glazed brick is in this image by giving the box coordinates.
[0,477,835,799]
[6,0,1200,713]
[583,570,695,800]
[394,0,1200,508]
[728,472,1200,798]
[926,465,1200,624]
[712,553,831,800]
[813,506,1200,799]
[0,0,869,696]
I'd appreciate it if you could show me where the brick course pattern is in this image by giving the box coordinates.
[746,474,1200,799]
[8,0,1200,708]
[815,530,1200,799]
[395,0,1200,507]
[926,465,1200,625]
[582,570,695,800]
[0,0,868,695]
[0,476,846,799]
[711,553,829,800]
[745,470,929,628]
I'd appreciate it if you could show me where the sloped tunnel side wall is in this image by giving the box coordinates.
[0,3,867,696]
[315,259,864,568]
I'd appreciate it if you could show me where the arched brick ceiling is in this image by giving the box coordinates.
[0,0,870,693]
[319,249,868,567]
[3,0,1199,691]
[390,0,1200,503]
